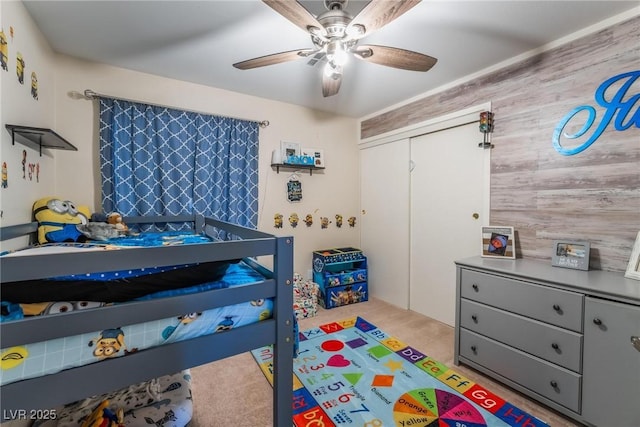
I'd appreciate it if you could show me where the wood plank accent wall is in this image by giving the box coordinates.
[361,16,640,272]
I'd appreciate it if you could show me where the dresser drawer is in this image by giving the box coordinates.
[460,328,581,412]
[460,269,584,332]
[460,299,583,372]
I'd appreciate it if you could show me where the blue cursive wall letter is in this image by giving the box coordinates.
[553,70,640,155]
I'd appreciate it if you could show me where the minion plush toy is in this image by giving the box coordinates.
[33,197,91,244]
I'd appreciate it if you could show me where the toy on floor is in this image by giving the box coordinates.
[81,400,124,427]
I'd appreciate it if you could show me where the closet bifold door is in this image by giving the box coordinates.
[409,120,487,327]
[359,138,410,309]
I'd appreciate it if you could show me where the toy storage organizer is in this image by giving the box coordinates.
[313,248,368,309]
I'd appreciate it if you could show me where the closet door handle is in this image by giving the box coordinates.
[593,318,602,326]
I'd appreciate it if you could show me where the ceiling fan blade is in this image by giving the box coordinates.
[263,0,324,35]
[233,48,316,70]
[322,68,342,97]
[347,0,421,39]
[353,45,437,72]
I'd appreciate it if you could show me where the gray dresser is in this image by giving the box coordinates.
[454,256,640,427]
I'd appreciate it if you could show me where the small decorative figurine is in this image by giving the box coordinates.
[335,214,343,228]
[348,216,357,227]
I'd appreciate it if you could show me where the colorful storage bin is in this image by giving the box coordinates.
[318,282,368,309]
[312,247,365,272]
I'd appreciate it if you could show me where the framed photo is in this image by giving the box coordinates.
[280,141,301,163]
[302,147,325,167]
[551,240,590,271]
[481,226,515,259]
[625,231,640,280]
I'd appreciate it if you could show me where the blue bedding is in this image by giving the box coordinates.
[0,231,241,303]
[0,261,273,387]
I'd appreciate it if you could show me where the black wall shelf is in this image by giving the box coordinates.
[6,124,77,156]
[271,163,324,176]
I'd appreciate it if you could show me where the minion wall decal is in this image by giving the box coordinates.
[289,212,299,228]
[274,213,283,228]
[31,71,38,100]
[1,162,7,188]
[320,216,331,229]
[0,30,7,71]
[348,216,357,227]
[21,150,26,179]
[16,51,25,84]
[9,26,13,41]
[303,214,313,227]
[335,214,343,228]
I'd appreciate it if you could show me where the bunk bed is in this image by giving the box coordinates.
[0,214,294,425]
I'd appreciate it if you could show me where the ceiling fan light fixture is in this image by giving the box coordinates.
[326,41,348,67]
[323,62,343,80]
[345,23,365,38]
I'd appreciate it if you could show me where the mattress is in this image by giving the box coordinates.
[0,261,272,387]
[1,231,241,303]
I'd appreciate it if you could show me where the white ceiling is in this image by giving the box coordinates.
[22,0,639,118]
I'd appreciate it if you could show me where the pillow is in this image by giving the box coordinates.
[33,197,91,244]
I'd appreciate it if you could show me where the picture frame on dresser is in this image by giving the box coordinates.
[551,240,590,271]
[481,226,515,259]
[624,231,640,280]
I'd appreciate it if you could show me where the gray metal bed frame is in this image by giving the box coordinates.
[0,214,294,425]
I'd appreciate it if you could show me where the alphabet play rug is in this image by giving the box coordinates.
[251,317,550,427]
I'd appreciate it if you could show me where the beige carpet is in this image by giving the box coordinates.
[190,298,581,427]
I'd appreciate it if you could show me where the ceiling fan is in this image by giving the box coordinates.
[233,0,437,97]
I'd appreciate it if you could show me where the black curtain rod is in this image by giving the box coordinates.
[83,89,270,128]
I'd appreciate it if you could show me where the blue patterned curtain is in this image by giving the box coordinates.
[98,98,259,229]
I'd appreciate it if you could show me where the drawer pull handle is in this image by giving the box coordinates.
[550,380,558,388]
[552,304,561,311]
[471,345,477,353]
[593,318,602,326]
[472,284,479,291]
[471,315,478,322]
[551,343,559,350]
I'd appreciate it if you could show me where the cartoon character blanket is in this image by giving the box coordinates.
[0,262,272,387]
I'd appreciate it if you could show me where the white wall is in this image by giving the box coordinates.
[1,2,362,275]
[0,1,57,239]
